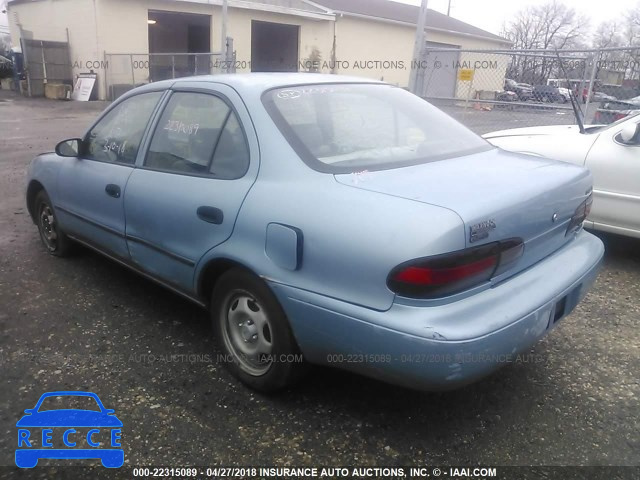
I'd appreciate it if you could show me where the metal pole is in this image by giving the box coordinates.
[584,50,600,122]
[447,0,452,16]
[409,0,429,94]
[130,54,135,86]
[21,38,32,97]
[171,55,175,79]
[40,40,47,87]
[103,50,108,100]
[221,0,228,73]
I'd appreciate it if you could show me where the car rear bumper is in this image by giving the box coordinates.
[269,230,604,391]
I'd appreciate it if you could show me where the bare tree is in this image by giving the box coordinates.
[621,5,640,82]
[0,34,10,57]
[593,21,623,49]
[503,0,590,83]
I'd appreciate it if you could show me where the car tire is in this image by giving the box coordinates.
[34,190,73,257]
[211,268,307,392]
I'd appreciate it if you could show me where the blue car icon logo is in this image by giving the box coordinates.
[16,391,123,468]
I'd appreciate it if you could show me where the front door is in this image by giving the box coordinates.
[586,117,640,234]
[56,91,164,259]
[123,85,258,293]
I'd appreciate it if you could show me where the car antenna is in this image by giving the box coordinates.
[555,48,586,134]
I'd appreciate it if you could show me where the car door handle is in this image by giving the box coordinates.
[197,206,224,225]
[105,184,121,198]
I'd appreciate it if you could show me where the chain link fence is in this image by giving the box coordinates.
[21,38,73,97]
[105,40,236,100]
[415,47,640,135]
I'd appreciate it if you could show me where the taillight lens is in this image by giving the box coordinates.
[387,239,524,299]
[566,192,593,236]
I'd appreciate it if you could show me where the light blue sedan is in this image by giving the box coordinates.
[26,74,604,392]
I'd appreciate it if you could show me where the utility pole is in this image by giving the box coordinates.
[221,0,228,72]
[409,0,429,94]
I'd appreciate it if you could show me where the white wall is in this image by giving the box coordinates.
[96,0,334,97]
[8,0,509,99]
[8,0,103,89]
[332,15,510,92]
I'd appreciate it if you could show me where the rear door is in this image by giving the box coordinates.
[123,83,259,294]
[57,91,164,259]
[585,117,640,234]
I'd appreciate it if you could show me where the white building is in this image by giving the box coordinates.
[7,0,511,100]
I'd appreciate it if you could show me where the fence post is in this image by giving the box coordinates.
[20,38,32,97]
[40,40,48,87]
[409,0,429,94]
[130,54,135,87]
[103,51,108,100]
[584,50,600,122]
[226,37,235,73]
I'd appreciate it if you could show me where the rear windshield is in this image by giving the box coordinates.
[263,84,492,173]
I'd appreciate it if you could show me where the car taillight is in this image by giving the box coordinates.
[387,239,524,299]
[566,192,593,236]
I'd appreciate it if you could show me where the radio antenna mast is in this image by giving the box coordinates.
[555,49,585,134]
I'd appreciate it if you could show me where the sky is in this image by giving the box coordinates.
[400,0,637,35]
[0,0,637,35]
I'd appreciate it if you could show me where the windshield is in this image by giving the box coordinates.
[263,84,491,173]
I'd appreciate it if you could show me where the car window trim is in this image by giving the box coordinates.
[140,88,251,180]
[209,109,233,173]
[79,90,167,167]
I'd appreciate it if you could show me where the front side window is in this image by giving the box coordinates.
[263,84,491,173]
[83,92,162,164]
[145,92,250,179]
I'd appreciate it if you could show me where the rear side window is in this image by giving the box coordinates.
[145,92,250,179]
[263,84,490,173]
[83,92,162,164]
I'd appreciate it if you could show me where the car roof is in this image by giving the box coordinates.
[134,73,385,98]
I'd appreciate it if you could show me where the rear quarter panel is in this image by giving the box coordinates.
[215,174,466,312]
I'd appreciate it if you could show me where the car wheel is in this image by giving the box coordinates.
[211,268,306,392]
[35,191,73,257]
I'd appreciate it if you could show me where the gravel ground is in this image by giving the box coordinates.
[0,90,638,478]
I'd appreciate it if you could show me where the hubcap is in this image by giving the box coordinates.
[222,292,273,376]
[39,205,58,250]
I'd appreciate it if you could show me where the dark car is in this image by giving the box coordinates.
[594,96,640,124]
[505,79,533,101]
[532,85,564,103]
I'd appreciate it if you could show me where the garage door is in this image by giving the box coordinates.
[421,41,461,99]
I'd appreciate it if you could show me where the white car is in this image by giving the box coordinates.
[557,87,572,103]
[485,114,640,238]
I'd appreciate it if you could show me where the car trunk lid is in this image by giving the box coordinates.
[334,148,592,281]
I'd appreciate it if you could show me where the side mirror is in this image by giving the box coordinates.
[620,123,640,145]
[23,409,34,414]
[55,138,82,157]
